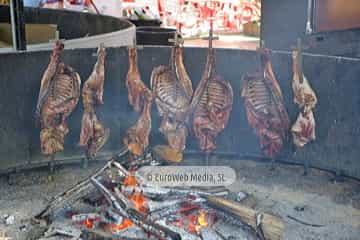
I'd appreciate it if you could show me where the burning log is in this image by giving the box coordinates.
[191,27,233,155]
[155,219,202,240]
[149,201,201,222]
[35,41,81,170]
[34,160,114,221]
[151,34,193,162]
[79,44,109,162]
[90,177,182,240]
[207,196,284,240]
[241,48,290,163]
[80,227,145,240]
[121,185,228,202]
[44,224,82,238]
[124,47,153,157]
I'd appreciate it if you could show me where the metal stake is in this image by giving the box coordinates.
[9,0,26,51]
[49,154,55,173]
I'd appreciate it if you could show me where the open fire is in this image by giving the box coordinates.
[172,210,211,235]
[33,155,284,240]
[110,218,133,232]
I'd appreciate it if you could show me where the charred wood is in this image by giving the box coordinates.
[207,196,284,240]
[91,177,182,240]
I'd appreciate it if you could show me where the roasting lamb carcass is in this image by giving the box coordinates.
[192,47,233,154]
[291,49,317,148]
[79,45,109,158]
[241,48,290,160]
[151,45,193,162]
[126,47,150,113]
[291,110,316,147]
[35,41,81,156]
[123,89,152,157]
[124,47,153,156]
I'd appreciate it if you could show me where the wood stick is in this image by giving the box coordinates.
[206,196,284,240]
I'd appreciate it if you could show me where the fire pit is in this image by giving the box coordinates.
[29,151,283,240]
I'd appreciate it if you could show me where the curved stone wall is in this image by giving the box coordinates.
[0,6,135,51]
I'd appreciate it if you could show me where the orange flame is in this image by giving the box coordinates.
[128,191,149,216]
[195,211,209,233]
[123,175,138,187]
[82,218,95,228]
[176,210,209,234]
[110,218,133,231]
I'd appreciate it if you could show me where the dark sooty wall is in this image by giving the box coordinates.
[0,47,360,179]
[262,0,360,58]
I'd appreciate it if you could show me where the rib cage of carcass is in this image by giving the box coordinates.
[192,42,234,154]
[79,45,109,159]
[241,48,290,160]
[151,45,193,162]
[123,47,153,157]
[35,41,81,156]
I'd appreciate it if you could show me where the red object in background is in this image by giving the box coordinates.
[121,0,260,34]
[157,0,164,17]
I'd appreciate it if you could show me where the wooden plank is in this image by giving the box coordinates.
[207,196,285,240]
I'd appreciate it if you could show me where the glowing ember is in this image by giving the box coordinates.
[123,175,138,186]
[173,210,210,235]
[198,211,209,227]
[82,218,96,228]
[128,191,149,216]
[195,211,209,233]
[110,218,133,231]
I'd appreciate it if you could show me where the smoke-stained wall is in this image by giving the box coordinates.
[261,0,360,58]
[0,47,360,179]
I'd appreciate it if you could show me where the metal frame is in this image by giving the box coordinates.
[306,0,314,34]
[9,0,26,50]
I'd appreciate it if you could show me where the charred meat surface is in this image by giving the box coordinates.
[241,48,290,160]
[35,41,81,156]
[126,47,149,113]
[291,49,317,147]
[151,46,193,162]
[123,91,152,156]
[192,48,233,154]
[79,45,109,158]
[124,47,153,156]
[292,110,316,148]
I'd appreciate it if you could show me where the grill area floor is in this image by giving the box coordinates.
[0,158,359,240]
